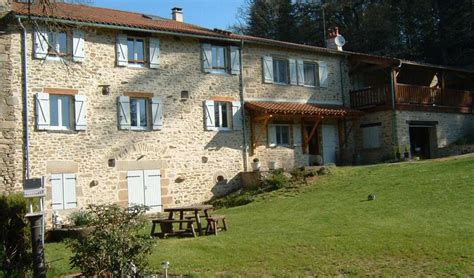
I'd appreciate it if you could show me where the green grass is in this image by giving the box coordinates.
[46,155,474,277]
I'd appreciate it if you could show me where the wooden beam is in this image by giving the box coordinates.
[301,120,308,154]
[253,114,273,122]
[250,117,256,156]
[302,118,322,154]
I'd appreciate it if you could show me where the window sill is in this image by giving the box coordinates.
[130,127,149,131]
[127,63,146,69]
[205,69,230,75]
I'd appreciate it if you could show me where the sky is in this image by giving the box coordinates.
[92,0,246,30]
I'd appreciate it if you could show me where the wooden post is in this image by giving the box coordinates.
[250,116,255,156]
[301,120,307,154]
[337,119,344,163]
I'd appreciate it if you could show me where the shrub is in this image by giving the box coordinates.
[68,210,91,227]
[264,169,290,190]
[67,204,155,276]
[0,193,32,276]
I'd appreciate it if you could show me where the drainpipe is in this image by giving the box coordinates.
[239,39,248,172]
[339,59,348,163]
[18,17,30,180]
[390,60,402,154]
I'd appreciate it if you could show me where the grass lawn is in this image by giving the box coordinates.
[46,155,474,277]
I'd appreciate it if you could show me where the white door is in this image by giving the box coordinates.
[127,170,162,212]
[322,124,338,164]
[144,170,162,212]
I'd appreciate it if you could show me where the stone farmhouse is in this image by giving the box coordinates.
[0,1,472,218]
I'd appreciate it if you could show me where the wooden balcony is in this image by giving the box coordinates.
[350,84,474,113]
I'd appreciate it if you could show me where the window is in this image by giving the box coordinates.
[362,124,381,149]
[127,38,145,65]
[214,101,232,129]
[202,44,240,74]
[51,173,77,210]
[273,59,289,84]
[49,95,73,130]
[203,100,242,131]
[35,92,87,131]
[304,62,317,86]
[117,96,163,131]
[211,46,226,71]
[130,98,148,130]
[48,31,68,55]
[275,125,290,145]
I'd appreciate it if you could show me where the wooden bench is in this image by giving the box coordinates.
[206,215,227,235]
[151,219,197,238]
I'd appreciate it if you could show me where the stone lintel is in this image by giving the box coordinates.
[46,161,79,174]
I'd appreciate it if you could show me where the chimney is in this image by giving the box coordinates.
[171,7,183,22]
[326,27,345,51]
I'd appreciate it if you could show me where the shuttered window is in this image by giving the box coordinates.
[362,125,381,149]
[48,32,68,55]
[50,95,73,130]
[203,100,241,131]
[116,35,160,68]
[202,44,240,74]
[35,93,87,131]
[127,37,145,65]
[304,62,317,86]
[117,96,163,131]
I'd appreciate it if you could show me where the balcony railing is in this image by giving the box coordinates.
[350,84,474,111]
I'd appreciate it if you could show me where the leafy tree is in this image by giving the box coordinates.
[67,204,155,277]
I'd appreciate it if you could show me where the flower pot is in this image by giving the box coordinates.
[251,162,261,171]
[268,161,277,170]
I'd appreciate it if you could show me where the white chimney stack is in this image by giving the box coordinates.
[171,7,183,22]
[326,27,346,51]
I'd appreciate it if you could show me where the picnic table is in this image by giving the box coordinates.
[164,204,214,236]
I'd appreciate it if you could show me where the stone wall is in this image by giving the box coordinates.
[354,110,394,163]
[396,110,474,156]
[0,29,19,194]
[242,44,353,166]
[6,25,245,217]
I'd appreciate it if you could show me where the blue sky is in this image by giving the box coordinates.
[93,0,246,30]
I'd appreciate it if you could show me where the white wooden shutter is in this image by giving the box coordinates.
[117,96,131,130]
[127,170,144,207]
[297,59,305,86]
[289,58,297,85]
[149,38,160,69]
[319,62,329,88]
[232,101,242,130]
[203,100,217,131]
[35,93,50,130]
[292,125,302,147]
[34,29,48,59]
[74,95,87,131]
[144,170,162,212]
[202,44,212,72]
[230,46,241,75]
[63,174,77,209]
[72,30,85,62]
[268,125,277,147]
[116,34,128,67]
[262,56,274,83]
[151,97,163,130]
[50,174,63,210]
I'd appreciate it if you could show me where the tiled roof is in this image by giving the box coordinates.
[10,2,344,56]
[245,101,362,118]
[11,2,228,38]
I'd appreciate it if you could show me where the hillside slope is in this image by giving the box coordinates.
[47,155,474,276]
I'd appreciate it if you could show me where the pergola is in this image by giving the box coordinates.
[245,101,362,156]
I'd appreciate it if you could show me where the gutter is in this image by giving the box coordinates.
[15,15,242,43]
[18,17,30,180]
[239,39,248,172]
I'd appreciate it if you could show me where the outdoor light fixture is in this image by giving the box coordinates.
[99,85,111,95]
[161,261,170,278]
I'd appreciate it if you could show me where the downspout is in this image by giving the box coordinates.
[18,17,30,180]
[239,39,248,171]
[390,60,402,155]
[339,59,348,162]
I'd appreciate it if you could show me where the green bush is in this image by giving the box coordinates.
[0,193,32,277]
[210,191,255,208]
[264,169,290,190]
[68,210,91,227]
[67,204,155,276]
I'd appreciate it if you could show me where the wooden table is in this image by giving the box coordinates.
[164,205,213,236]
